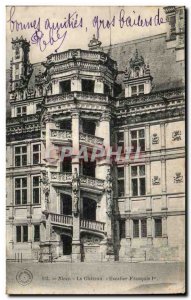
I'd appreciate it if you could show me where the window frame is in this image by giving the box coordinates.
[32,143,41,165]
[32,175,41,205]
[14,145,27,167]
[130,128,145,153]
[154,218,162,238]
[133,218,147,238]
[131,165,146,197]
[14,176,27,205]
[117,166,125,197]
[16,106,27,117]
[131,84,145,96]
[16,225,28,243]
[34,224,40,242]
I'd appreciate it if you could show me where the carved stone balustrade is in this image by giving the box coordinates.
[80,132,104,146]
[50,172,105,192]
[49,212,106,233]
[80,219,105,233]
[45,91,110,104]
[80,175,105,191]
[51,172,72,184]
[50,213,73,226]
[50,129,72,142]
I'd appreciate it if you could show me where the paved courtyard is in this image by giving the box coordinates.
[6,261,185,295]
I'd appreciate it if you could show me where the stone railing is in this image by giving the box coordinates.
[80,175,104,190]
[118,88,185,107]
[6,113,40,125]
[80,219,105,232]
[80,132,104,146]
[50,172,104,190]
[50,213,73,226]
[45,91,109,104]
[51,172,72,183]
[50,129,72,140]
[47,49,116,66]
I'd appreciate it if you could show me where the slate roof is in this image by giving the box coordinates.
[6,32,185,117]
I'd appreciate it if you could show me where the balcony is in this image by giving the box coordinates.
[50,172,104,192]
[50,129,72,144]
[45,91,110,105]
[50,213,73,227]
[80,219,105,233]
[80,132,104,146]
[51,172,72,184]
[49,212,105,234]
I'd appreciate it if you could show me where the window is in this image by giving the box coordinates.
[62,157,72,173]
[60,80,71,93]
[16,225,28,242]
[32,144,41,165]
[131,165,146,196]
[131,86,137,96]
[117,131,124,148]
[82,119,96,135]
[141,219,147,237]
[117,167,124,197]
[131,84,145,96]
[133,219,147,238]
[155,219,162,237]
[36,103,41,112]
[104,83,110,95]
[133,220,139,238]
[32,176,41,204]
[130,129,145,152]
[15,177,27,205]
[15,47,20,59]
[119,220,126,239]
[60,119,71,130]
[16,106,27,117]
[15,145,27,167]
[34,225,40,242]
[82,79,95,93]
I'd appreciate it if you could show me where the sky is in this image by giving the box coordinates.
[6,6,167,67]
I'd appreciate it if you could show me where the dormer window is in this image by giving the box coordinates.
[124,49,153,98]
[131,84,144,96]
[135,67,140,78]
[15,47,20,59]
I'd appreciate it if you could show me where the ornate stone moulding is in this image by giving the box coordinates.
[50,172,105,190]
[45,91,110,104]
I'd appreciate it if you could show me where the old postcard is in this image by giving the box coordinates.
[6,5,185,294]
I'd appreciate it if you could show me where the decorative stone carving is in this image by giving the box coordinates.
[51,129,72,140]
[173,172,183,183]
[152,133,159,144]
[152,176,160,185]
[100,111,111,122]
[43,113,54,124]
[172,130,181,141]
[88,34,102,51]
[79,132,103,145]
[41,171,50,210]
[72,168,80,216]
[105,169,113,218]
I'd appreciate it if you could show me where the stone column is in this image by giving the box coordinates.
[162,215,168,245]
[146,159,152,212]
[44,113,57,166]
[147,215,153,245]
[161,157,167,211]
[145,124,150,151]
[71,110,81,262]
[94,78,104,94]
[71,75,81,92]
[160,122,166,149]
[125,218,131,247]
[125,163,130,213]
